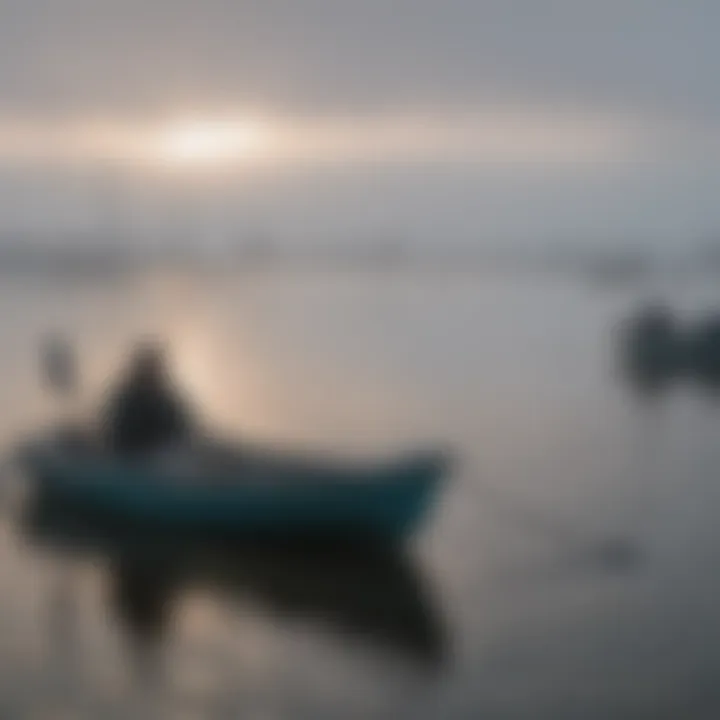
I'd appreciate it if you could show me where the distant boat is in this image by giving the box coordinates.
[619,303,681,388]
[685,312,720,385]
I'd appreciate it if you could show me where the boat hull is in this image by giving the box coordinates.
[20,442,449,541]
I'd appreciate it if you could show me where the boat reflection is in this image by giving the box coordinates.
[19,492,448,670]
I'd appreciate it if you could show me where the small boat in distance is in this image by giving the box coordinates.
[17,432,451,542]
[685,311,720,386]
[618,301,682,389]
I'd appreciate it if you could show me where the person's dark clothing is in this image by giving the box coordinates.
[104,373,192,458]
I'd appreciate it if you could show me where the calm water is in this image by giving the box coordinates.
[0,267,719,719]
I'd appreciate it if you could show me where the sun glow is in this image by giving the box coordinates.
[0,108,653,171]
[158,119,272,166]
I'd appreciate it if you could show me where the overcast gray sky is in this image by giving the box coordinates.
[0,0,717,248]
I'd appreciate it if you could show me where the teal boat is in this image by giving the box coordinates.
[18,433,450,541]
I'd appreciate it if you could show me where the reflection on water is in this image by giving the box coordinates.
[4,268,720,717]
[20,490,447,670]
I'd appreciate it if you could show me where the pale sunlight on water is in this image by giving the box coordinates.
[0,266,719,718]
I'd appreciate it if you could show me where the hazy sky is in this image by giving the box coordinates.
[0,0,718,247]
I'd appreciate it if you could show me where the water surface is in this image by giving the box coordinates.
[0,267,719,719]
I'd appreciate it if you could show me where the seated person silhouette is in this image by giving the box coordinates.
[103,342,194,459]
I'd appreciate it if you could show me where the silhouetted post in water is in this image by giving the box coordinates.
[37,339,86,712]
[40,333,84,439]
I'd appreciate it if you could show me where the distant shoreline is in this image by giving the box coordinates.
[0,244,716,282]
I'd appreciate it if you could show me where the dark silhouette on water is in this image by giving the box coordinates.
[617,304,720,396]
[19,493,448,671]
[685,311,720,390]
[617,301,682,396]
[102,341,195,457]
